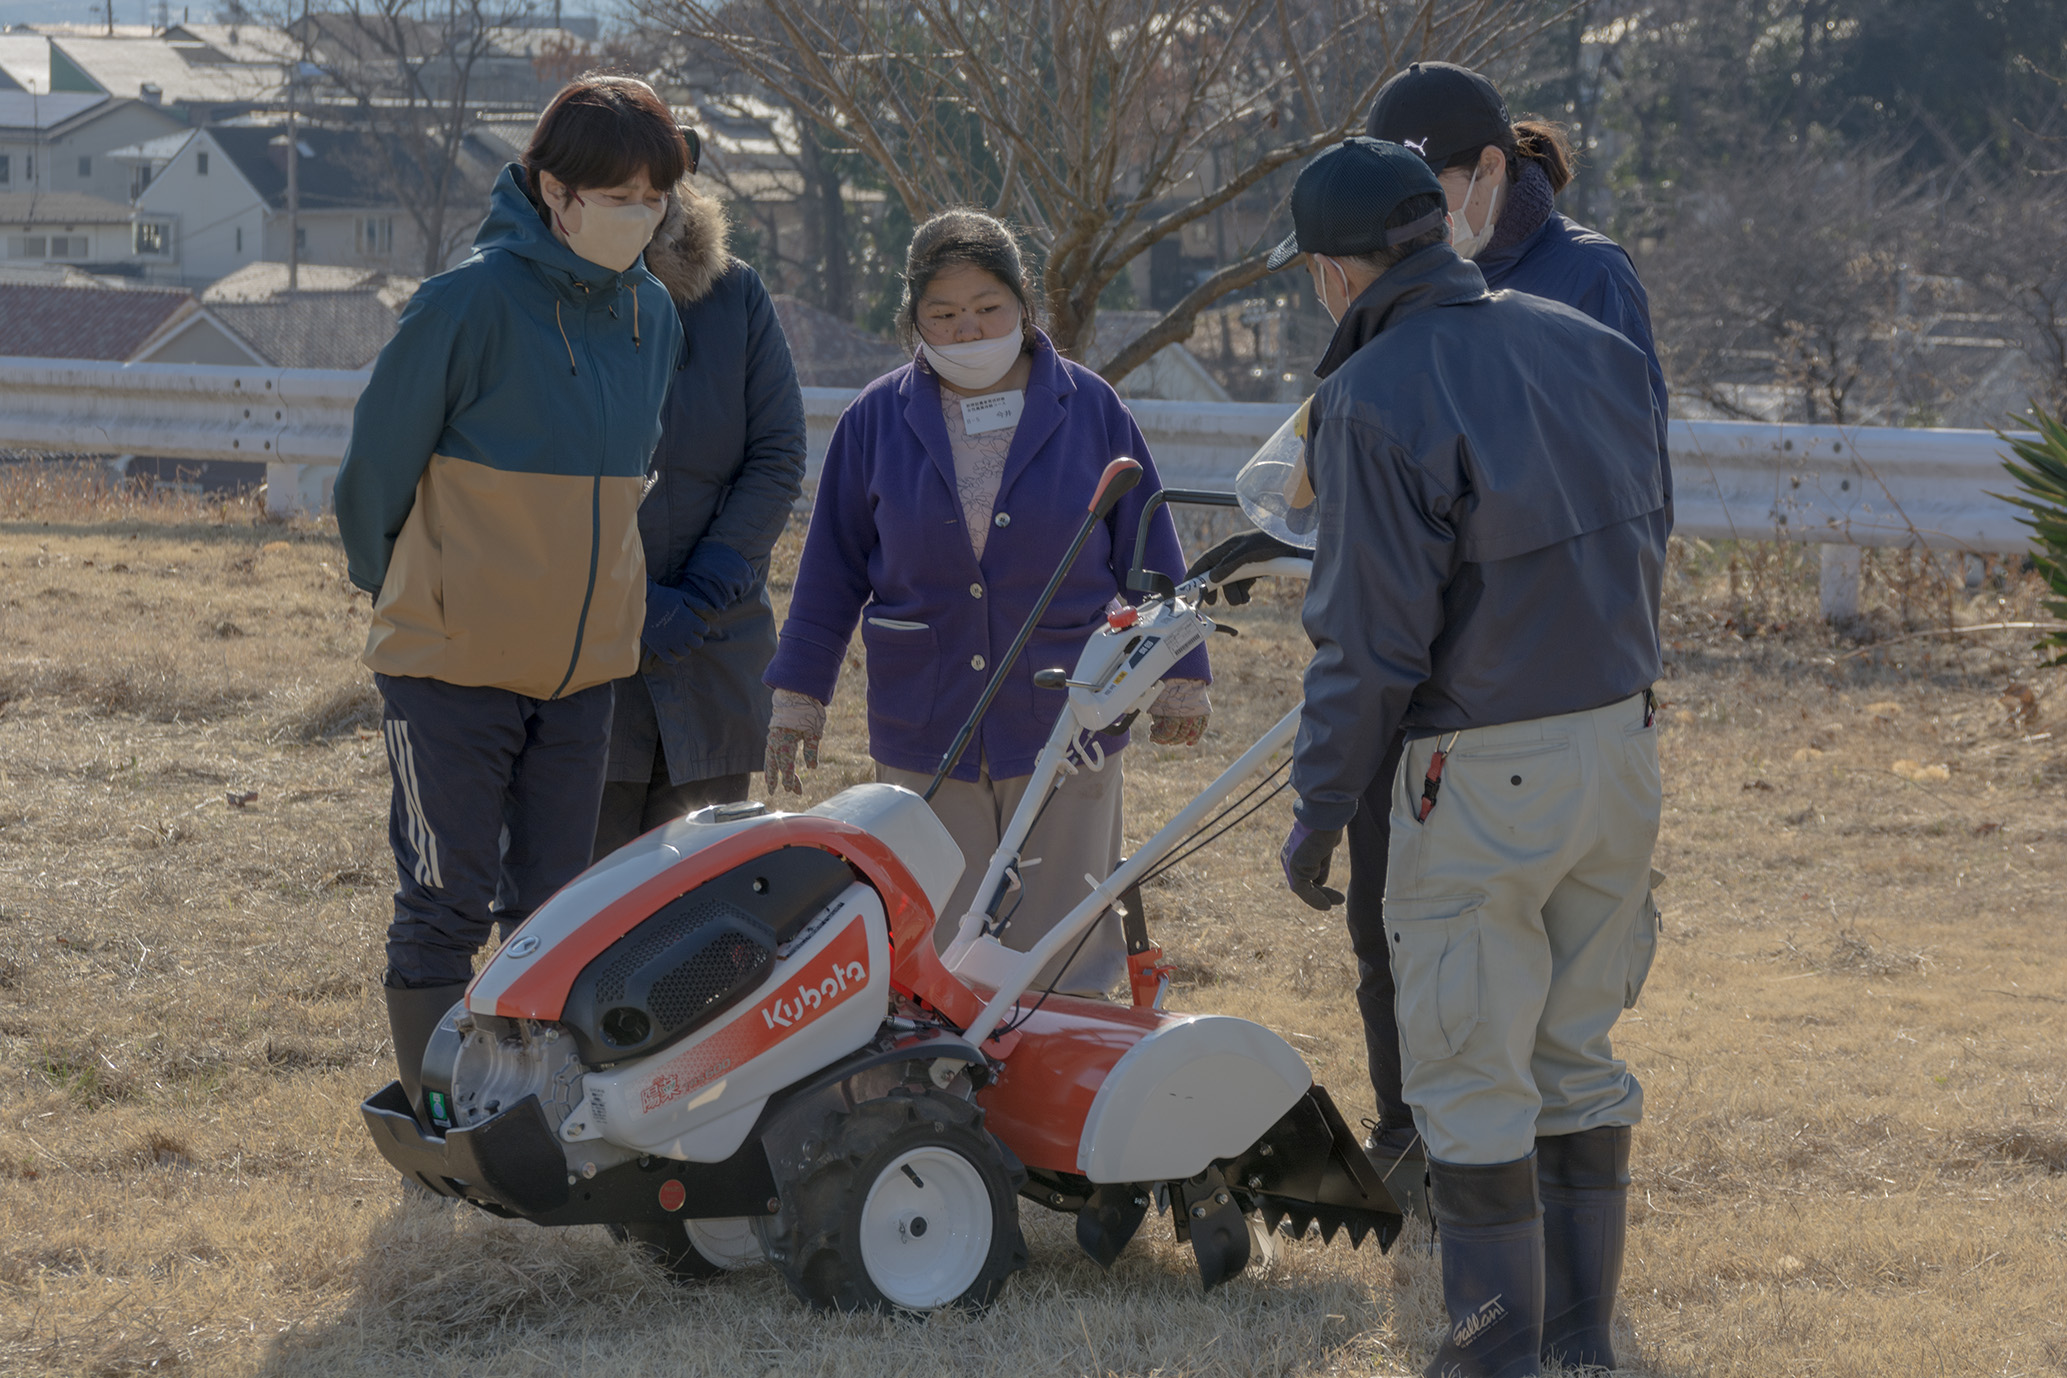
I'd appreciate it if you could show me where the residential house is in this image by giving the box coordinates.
[0,86,187,209]
[0,190,165,273]
[129,123,442,285]
[1079,310,1233,404]
[16,25,285,125]
[198,260,415,369]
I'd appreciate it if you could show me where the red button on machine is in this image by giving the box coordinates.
[1106,606,1138,630]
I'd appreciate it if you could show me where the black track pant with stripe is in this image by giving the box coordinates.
[376,672,614,988]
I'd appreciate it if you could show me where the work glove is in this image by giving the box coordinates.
[765,689,826,795]
[642,582,709,664]
[1150,713,1208,746]
[673,539,757,613]
[1148,677,1210,746]
[1280,820,1345,910]
[1184,528,1308,606]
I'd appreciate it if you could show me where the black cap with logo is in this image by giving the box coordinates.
[1264,136,1447,271]
[1365,60,1511,169]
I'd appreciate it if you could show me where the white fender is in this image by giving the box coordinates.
[1076,1015,1312,1184]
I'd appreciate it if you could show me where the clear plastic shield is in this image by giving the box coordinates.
[1234,398,1317,550]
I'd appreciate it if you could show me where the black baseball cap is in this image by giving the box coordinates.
[1264,136,1447,271]
[1365,61,1511,169]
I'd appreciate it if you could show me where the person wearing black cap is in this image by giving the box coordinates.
[1365,61,1665,424]
[1267,136,1668,1378]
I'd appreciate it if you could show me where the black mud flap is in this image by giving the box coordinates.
[1075,1182,1150,1270]
[1223,1084,1404,1252]
[361,1082,568,1215]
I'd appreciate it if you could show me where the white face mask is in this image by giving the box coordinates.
[1312,255,1352,324]
[553,190,661,274]
[920,310,1025,390]
[1449,166,1504,260]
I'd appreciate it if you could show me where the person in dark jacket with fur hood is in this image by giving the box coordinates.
[593,154,807,857]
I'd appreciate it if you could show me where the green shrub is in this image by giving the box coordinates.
[1997,405,2067,665]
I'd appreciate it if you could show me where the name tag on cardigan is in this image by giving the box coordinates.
[960,390,1024,435]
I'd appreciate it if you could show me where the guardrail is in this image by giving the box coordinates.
[2,361,2034,617]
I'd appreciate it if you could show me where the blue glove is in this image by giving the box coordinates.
[1280,820,1345,910]
[642,582,709,664]
[673,540,756,614]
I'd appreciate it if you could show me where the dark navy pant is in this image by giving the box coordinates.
[376,673,613,988]
[1343,728,1412,1134]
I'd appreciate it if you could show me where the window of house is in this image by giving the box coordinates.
[6,235,90,259]
[0,155,10,185]
[196,151,208,175]
[135,222,170,256]
[235,226,242,252]
[295,226,307,252]
[358,216,393,256]
[77,156,91,179]
[131,165,152,199]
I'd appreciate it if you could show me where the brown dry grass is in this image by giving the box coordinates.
[3,467,2065,1377]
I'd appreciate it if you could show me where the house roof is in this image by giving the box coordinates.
[0,90,107,130]
[104,130,195,163]
[0,191,139,225]
[0,34,53,92]
[208,293,408,369]
[203,259,419,312]
[47,35,283,106]
[0,281,196,360]
[195,261,419,368]
[205,124,401,212]
[768,294,909,389]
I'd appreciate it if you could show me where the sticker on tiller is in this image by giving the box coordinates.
[636,916,871,1117]
[960,389,1023,435]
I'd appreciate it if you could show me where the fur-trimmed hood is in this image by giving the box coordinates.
[643,183,731,307]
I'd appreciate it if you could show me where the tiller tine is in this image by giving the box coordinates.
[1075,1182,1150,1270]
[1170,1165,1251,1290]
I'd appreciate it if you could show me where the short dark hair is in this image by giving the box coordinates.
[898,209,1040,352]
[1442,118,1575,194]
[1342,190,1449,275]
[525,75,690,195]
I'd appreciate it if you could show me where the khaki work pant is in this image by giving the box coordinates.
[1384,691,1662,1164]
[875,756,1126,997]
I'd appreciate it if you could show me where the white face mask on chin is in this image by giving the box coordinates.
[921,311,1026,390]
[554,191,661,274]
[1450,166,1504,260]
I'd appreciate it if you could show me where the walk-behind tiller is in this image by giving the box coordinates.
[361,458,1403,1312]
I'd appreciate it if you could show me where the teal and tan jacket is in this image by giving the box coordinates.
[335,164,684,699]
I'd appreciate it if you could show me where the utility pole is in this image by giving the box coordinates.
[286,0,310,292]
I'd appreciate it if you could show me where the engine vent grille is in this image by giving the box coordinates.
[648,932,772,1030]
[593,900,739,1007]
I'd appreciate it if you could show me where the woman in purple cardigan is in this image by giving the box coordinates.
[762,210,1210,997]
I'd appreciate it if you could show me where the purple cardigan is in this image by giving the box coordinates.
[766,333,1210,781]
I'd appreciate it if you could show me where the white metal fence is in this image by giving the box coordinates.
[2,359,2038,616]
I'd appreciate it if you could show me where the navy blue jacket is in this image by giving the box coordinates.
[1477,212,1669,475]
[606,194,807,785]
[1293,246,1668,830]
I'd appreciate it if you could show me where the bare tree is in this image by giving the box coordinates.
[639,0,1570,382]
[302,0,539,277]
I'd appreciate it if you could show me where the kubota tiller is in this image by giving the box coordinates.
[361,458,1403,1313]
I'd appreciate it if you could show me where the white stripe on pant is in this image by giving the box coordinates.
[385,719,444,889]
[1383,691,1663,1164]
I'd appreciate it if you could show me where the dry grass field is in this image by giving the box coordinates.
[2,466,2064,1378]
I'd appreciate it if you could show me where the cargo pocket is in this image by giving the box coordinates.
[1624,892,1661,1009]
[1384,896,1483,1061]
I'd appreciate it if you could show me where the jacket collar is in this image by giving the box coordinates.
[1313,244,1490,379]
[900,330,1075,525]
[476,161,637,302]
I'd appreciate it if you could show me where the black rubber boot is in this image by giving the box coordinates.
[384,980,467,1122]
[1364,1122,1430,1223]
[1537,1126,1631,1373]
[1425,1154,1544,1378]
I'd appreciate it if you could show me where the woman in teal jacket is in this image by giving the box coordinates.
[333,76,689,1121]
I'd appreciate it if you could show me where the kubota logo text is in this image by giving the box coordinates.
[763,959,867,1028]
